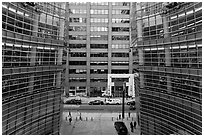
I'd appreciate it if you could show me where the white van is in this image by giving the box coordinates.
[105,99,121,105]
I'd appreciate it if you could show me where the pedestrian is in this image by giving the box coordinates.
[134,121,137,129]
[69,117,72,125]
[79,115,82,121]
[119,114,121,119]
[128,111,131,118]
[69,111,71,117]
[130,122,134,132]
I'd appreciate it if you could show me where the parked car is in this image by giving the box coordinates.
[114,121,128,135]
[127,100,135,105]
[105,99,121,105]
[64,99,81,105]
[88,100,104,105]
[129,105,136,110]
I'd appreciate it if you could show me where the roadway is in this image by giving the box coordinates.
[63,104,135,113]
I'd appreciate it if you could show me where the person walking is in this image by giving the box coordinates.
[68,111,71,117]
[69,117,72,125]
[134,121,137,129]
[119,114,121,119]
[130,122,134,132]
[79,113,82,121]
[128,111,131,118]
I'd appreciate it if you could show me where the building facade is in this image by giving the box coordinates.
[132,2,202,135]
[2,2,67,134]
[66,2,133,97]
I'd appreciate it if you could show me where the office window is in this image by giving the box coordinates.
[112,44,129,49]
[112,9,130,15]
[112,18,129,23]
[112,27,129,32]
[69,44,86,49]
[111,69,129,74]
[69,18,87,23]
[90,44,108,49]
[69,78,86,82]
[90,61,108,65]
[111,61,129,66]
[69,69,86,74]
[90,78,107,82]
[90,53,108,57]
[70,52,86,57]
[91,26,108,31]
[90,9,108,14]
[91,18,108,23]
[69,26,86,31]
[90,69,108,74]
[69,9,86,14]
[112,53,129,57]
[90,35,108,40]
[112,35,129,40]
[69,35,86,40]
[69,61,86,65]
[112,2,130,6]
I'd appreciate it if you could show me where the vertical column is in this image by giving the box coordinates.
[64,2,70,97]
[56,72,61,88]
[59,12,65,40]
[107,75,112,96]
[130,75,135,97]
[137,19,143,41]
[108,3,112,74]
[30,46,37,66]
[31,13,38,66]
[165,45,171,66]
[136,3,143,41]
[59,19,65,40]
[28,74,34,93]
[32,14,39,37]
[54,50,57,65]
[86,3,91,96]
[129,49,133,74]
[162,15,169,38]
[138,48,144,65]
[29,45,37,93]
[140,72,144,88]
[57,48,63,65]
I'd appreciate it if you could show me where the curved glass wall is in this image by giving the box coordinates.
[2,2,67,135]
[132,2,202,135]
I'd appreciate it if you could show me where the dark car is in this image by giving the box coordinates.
[127,100,135,105]
[114,121,128,135]
[129,105,136,110]
[64,99,81,105]
[88,100,104,105]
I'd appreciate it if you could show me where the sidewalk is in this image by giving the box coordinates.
[60,111,140,135]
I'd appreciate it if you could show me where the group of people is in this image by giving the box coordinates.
[130,121,137,132]
[67,111,83,125]
[118,111,131,120]
[68,111,72,125]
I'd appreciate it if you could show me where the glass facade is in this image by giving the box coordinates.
[2,2,67,135]
[132,2,202,135]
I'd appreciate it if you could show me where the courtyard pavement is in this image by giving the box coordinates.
[60,111,140,135]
